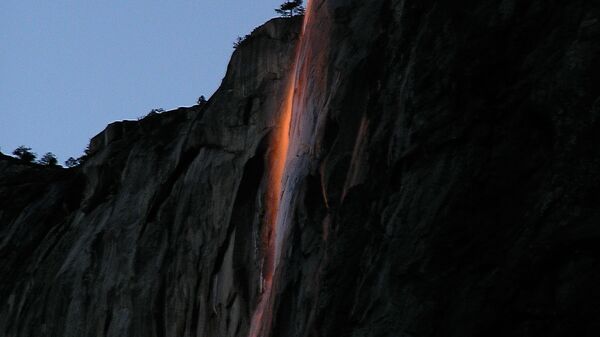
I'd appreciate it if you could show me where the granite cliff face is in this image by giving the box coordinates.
[2,1,600,337]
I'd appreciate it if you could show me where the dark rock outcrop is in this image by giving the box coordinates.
[2,1,599,337]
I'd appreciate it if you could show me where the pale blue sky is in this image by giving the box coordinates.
[0,0,283,162]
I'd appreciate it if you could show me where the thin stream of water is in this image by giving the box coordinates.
[247,2,315,337]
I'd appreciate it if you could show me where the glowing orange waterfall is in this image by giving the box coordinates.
[248,2,315,337]
[247,70,295,337]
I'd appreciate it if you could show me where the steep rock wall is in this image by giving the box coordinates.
[283,1,600,337]
[1,18,303,337]
[2,1,600,337]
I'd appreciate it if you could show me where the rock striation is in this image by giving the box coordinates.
[2,1,600,337]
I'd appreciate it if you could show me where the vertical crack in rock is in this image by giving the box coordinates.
[146,147,200,225]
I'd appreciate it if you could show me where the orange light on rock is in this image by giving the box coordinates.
[248,2,314,337]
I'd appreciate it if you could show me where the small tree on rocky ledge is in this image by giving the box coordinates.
[12,146,36,163]
[65,157,79,168]
[275,0,305,17]
[233,35,251,49]
[39,152,58,166]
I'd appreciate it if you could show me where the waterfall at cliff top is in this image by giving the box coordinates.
[248,1,330,336]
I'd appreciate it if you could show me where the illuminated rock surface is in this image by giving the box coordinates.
[2,1,600,336]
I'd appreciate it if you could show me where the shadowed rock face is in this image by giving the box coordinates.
[1,17,303,337]
[2,1,600,337]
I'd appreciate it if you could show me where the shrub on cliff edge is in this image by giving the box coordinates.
[39,152,58,166]
[275,0,305,17]
[12,146,36,163]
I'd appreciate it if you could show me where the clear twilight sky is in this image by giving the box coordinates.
[1,0,284,163]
